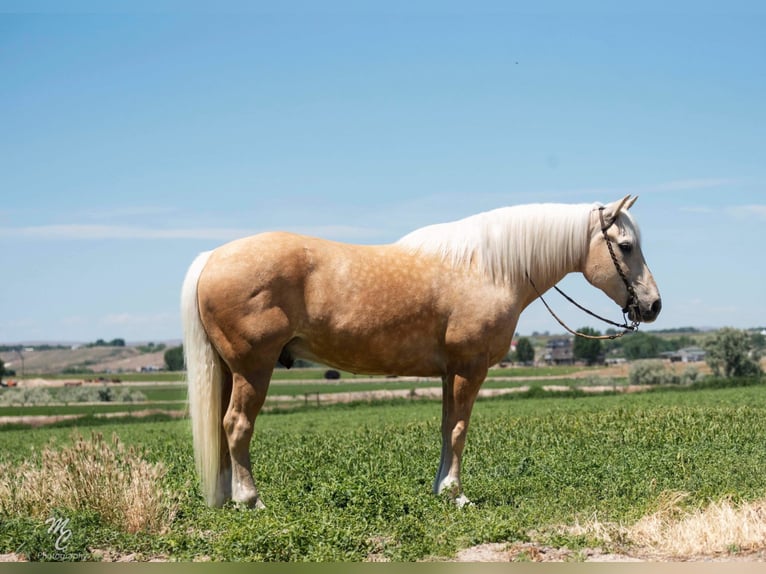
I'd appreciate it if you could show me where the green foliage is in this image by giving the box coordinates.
[164,346,184,372]
[514,337,535,364]
[629,360,699,386]
[137,342,166,353]
[629,360,675,385]
[572,327,602,365]
[0,359,4,384]
[0,387,53,405]
[86,339,126,348]
[621,331,673,360]
[704,327,763,378]
[0,386,146,406]
[1,386,766,560]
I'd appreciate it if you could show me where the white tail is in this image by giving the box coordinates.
[181,250,226,506]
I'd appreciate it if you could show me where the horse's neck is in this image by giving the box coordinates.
[398,203,591,293]
[499,206,591,306]
[504,206,589,285]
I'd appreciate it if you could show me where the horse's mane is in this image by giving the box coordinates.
[396,202,601,286]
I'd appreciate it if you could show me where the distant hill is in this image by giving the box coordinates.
[0,342,180,375]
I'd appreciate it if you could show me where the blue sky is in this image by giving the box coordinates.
[1,4,765,343]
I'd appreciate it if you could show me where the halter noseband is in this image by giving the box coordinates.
[528,206,640,341]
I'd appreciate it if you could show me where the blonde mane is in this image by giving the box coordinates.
[396,202,598,286]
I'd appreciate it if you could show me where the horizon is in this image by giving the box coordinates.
[4,324,766,348]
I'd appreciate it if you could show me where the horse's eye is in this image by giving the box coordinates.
[618,242,633,254]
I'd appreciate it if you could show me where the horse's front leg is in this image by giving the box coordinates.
[434,367,485,507]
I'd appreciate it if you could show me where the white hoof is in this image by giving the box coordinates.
[232,497,266,510]
[436,478,472,507]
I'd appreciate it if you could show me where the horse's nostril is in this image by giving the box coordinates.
[651,298,662,316]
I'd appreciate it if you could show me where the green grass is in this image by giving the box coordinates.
[1,382,765,561]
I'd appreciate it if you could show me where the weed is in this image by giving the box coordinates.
[0,431,177,535]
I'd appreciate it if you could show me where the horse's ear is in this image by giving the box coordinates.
[625,195,638,210]
[602,194,633,225]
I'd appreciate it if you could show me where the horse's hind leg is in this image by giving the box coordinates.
[223,365,272,508]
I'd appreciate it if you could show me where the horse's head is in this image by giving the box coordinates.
[583,195,662,324]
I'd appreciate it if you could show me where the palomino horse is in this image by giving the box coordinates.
[182,195,661,508]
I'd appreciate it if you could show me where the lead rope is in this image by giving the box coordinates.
[528,207,640,341]
[528,275,636,340]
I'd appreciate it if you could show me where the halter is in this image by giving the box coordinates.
[529,206,640,341]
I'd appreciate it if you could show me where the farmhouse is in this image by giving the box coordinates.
[544,337,574,365]
[661,346,706,363]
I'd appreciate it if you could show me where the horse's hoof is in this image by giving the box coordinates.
[232,494,266,510]
[232,499,265,510]
[454,493,473,508]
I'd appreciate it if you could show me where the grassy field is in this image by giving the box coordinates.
[1,380,765,561]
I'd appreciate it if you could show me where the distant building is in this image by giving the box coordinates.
[544,338,574,365]
[661,347,706,363]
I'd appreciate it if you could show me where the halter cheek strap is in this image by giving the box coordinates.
[598,207,640,320]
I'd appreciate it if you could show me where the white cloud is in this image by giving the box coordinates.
[79,205,179,220]
[0,178,742,245]
[726,205,766,221]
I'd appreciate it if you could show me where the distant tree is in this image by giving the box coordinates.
[164,345,184,371]
[573,328,603,365]
[514,337,535,364]
[621,331,674,360]
[751,331,766,351]
[109,338,126,347]
[704,328,762,378]
[0,358,4,385]
[668,334,698,351]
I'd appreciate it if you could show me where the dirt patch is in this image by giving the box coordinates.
[0,409,186,427]
[453,542,645,562]
[452,541,766,562]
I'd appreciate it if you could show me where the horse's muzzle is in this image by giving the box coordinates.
[628,297,662,324]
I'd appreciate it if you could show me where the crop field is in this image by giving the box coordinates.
[1,380,765,561]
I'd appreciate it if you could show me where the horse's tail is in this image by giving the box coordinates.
[181,250,226,507]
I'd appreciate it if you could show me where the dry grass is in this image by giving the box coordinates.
[630,492,766,558]
[564,491,766,560]
[0,431,176,534]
